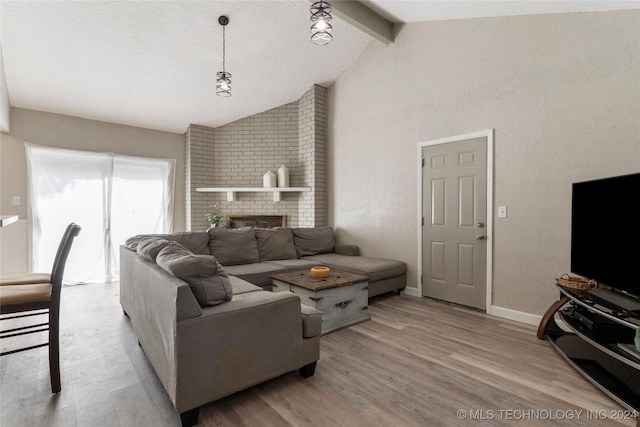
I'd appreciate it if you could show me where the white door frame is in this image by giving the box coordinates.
[414,129,494,314]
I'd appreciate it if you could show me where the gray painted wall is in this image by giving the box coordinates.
[329,10,640,317]
[0,108,185,229]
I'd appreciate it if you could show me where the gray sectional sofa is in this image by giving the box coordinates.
[205,226,406,297]
[119,226,406,426]
[120,237,322,427]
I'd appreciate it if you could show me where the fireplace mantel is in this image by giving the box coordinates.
[196,187,311,202]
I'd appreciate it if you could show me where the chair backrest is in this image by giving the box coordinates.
[49,223,78,271]
[50,223,81,288]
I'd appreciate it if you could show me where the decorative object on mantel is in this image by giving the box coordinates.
[277,165,289,188]
[263,170,276,188]
[216,15,232,97]
[206,204,228,228]
[310,1,332,45]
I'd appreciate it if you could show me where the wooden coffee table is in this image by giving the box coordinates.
[271,270,370,334]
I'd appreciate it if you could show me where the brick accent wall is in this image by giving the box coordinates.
[185,125,217,230]
[298,85,328,227]
[185,85,328,231]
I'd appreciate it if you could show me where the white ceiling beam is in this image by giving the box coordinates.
[311,1,395,44]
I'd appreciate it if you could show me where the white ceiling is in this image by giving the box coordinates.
[1,1,638,134]
[364,0,640,23]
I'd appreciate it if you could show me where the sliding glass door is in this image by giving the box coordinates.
[25,143,175,283]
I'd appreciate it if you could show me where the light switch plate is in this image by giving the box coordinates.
[498,206,507,218]
[12,196,21,206]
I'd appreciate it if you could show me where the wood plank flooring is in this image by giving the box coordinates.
[1,282,636,426]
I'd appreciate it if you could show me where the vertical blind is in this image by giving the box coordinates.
[25,143,175,283]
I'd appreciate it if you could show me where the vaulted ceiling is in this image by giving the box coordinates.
[1,1,637,133]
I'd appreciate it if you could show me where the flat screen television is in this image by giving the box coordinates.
[571,172,640,301]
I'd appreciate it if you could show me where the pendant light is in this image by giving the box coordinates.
[216,15,231,97]
[310,1,332,45]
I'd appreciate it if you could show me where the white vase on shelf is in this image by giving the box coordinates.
[277,165,289,188]
[263,170,276,188]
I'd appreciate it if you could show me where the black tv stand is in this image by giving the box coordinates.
[538,285,640,414]
[588,287,640,314]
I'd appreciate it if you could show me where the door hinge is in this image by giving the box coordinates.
[422,158,425,167]
[422,217,424,226]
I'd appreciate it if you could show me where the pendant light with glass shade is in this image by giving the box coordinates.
[310,1,332,45]
[216,15,231,97]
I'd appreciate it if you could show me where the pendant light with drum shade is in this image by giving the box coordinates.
[216,16,231,97]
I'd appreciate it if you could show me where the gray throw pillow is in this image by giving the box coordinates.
[292,226,335,257]
[137,237,173,262]
[207,227,260,266]
[126,234,163,251]
[255,228,298,261]
[156,241,232,306]
[125,232,209,255]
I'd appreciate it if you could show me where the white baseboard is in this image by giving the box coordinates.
[402,286,420,297]
[400,288,541,326]
[489,305,542,326]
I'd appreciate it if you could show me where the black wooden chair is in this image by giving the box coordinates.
[0,223,81,393]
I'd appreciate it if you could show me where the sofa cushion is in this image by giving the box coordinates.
[156,241,232,306]
[223,262,286,288]
[230,276,263,295]
[167,232,210,255]
[126,232,210,255]
[264,259,319,272]
[255,228,298,261]
[208,227,260,266]
[301,253,406,283]
[136,238,173,262]
[292,226,335,257]
[300,304,323,338]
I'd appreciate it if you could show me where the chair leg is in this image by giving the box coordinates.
[49,309,61,393]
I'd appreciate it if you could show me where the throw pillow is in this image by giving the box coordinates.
[125,232,209,255]
[255,228,298,261]
[292,226,335,257]
[207,227,260,266]
[156,241,232,306]
[126,234,164,251]
[137,237,173,262]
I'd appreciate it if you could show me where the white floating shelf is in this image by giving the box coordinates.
[196,187,311,202]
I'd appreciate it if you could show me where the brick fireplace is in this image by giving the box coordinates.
[184,85,328,231]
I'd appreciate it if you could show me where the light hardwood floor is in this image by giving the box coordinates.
[1,282,636,427]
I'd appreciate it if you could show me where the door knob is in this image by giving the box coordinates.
[475,235,486,240]
[477,222,485,228]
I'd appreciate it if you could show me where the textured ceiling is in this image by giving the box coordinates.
[364,0,640,23]
[2,1,638,134]
[1,1,374,133]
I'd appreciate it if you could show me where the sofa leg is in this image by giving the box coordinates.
[299,361,317,378]
[180,407,200,427]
